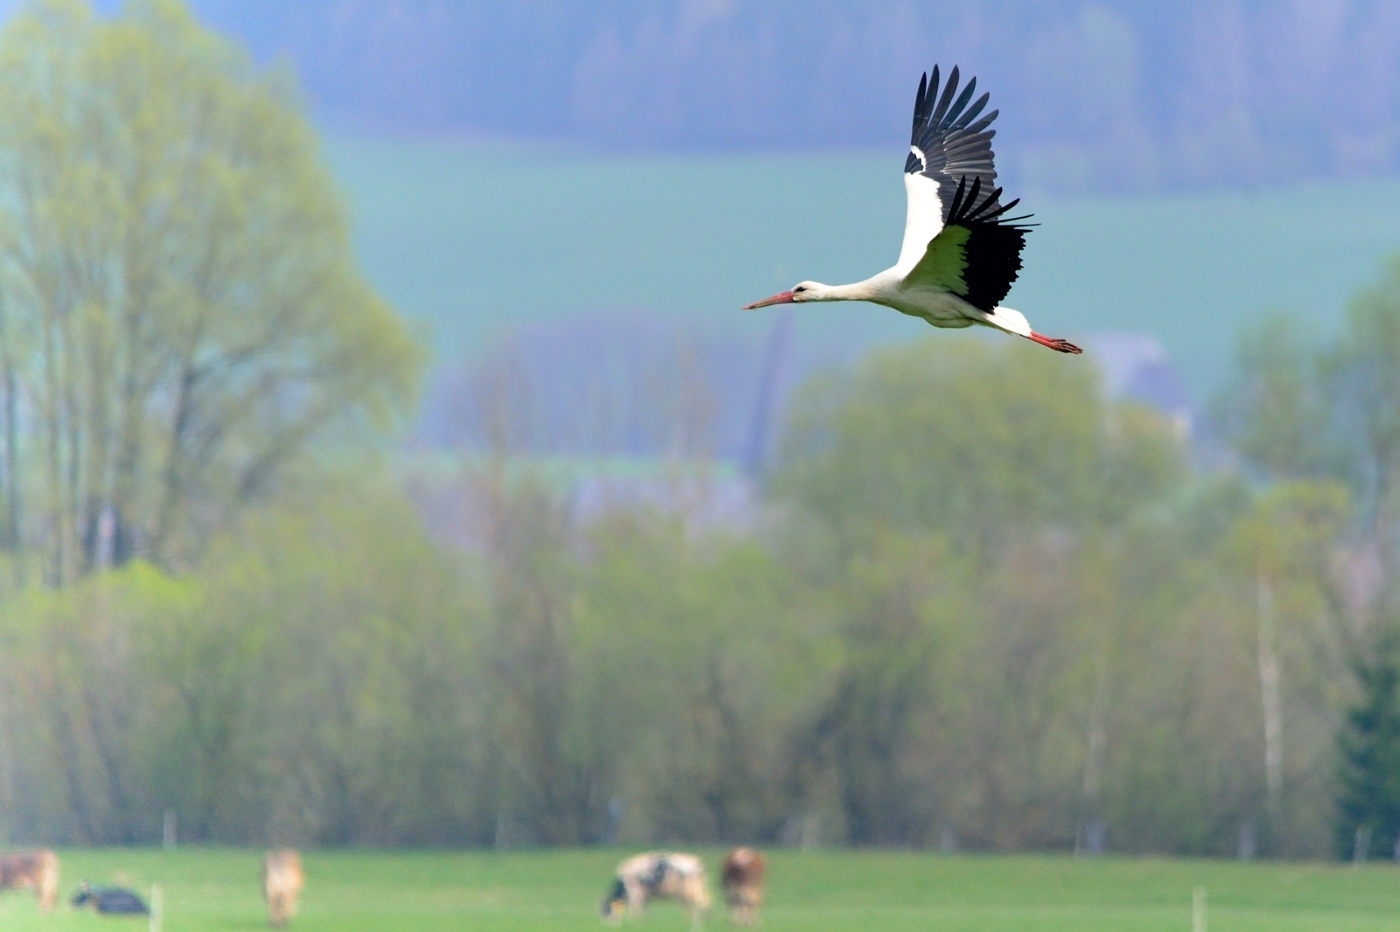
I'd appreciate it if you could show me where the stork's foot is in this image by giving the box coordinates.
[1029,332,1082,354]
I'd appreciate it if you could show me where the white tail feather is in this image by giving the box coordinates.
[981,306,1031,337]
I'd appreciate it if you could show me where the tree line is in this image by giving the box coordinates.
[0,0,1398,858]
[6,308,1399,853]
[2,316,1388,850]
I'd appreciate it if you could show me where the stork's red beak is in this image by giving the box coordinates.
[743,290,795,310]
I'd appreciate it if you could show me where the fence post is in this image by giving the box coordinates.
[150,883,163,932]
[1354,825,1372,866]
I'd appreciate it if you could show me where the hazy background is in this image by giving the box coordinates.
[73,0,1400,420]
[2,0,1400,861]
[165,0,1400,188]
[242,1,1400,431]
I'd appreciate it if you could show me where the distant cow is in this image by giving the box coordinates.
[0,850,58,912]
[601,852,711,929]
[71,882,149,914]
[262,849,304,928]
[721,848,765,927]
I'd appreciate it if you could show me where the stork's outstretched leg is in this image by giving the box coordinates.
[980,306,1083,354]
[1028,332,1083,354]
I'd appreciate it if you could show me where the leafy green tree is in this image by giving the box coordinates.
[205,480,479,846]
[1226,481,1351,854]
[1324,258,1400,609]
[775,338,1183,560]
[799,531,959,846]
[479,474,599,846]
[773,337,1188,849]
[1217,258,1400,604]
[1212,314,1337,482]
[1215,259,1400,854]
[1336,629,1400,860]
[0,474,484,846]
[575,511,815,844]
[0,561,198,842]
[0,0,420,584]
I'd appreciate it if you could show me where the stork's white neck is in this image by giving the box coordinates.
[806,277,890,303]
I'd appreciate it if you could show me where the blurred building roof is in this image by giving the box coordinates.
[1083,332,1194,435]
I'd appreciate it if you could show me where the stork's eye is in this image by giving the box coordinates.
[793,286,806,293]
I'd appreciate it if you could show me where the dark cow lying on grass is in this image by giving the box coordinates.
[262,849,304,927]
[601,852,711,929]
[71,882,149,915]
[0,850,59,913]
[721,847,766,927]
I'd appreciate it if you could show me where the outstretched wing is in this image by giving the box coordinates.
[895,65,1000,274]
[904,177,1033,312]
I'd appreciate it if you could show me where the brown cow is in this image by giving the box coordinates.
[721,848,765,927]
[0,849,58,912]
[261,849,304,927]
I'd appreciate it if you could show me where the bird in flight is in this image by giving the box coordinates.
[743,66,1081,354]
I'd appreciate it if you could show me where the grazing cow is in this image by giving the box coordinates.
[601,852,711,929]
[262,849,304,928]
[0,850,58,912]
[71,882,149,914]
[721,848,766,927]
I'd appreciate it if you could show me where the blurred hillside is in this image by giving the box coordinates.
[35,0,1397,428]
[324,134,1400,425]
[175,0,1400,194]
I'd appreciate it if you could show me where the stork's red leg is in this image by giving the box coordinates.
[1029,332,1082,354]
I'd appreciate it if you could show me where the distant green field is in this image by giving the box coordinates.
[5,848,1400,931]
[323,133,1400,401]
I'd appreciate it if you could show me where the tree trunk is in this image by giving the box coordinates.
[1257,568,1283,823]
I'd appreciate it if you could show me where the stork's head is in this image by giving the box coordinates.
[742,282,825,309]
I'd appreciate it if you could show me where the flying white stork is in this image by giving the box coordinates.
[743,66,1081,354]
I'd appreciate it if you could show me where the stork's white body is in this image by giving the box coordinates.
[750,172,1035,340]
[890,170,1033,336]
[743,67,1079,355]
[805,275,1033,338]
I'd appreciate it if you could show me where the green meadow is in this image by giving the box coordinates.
[5,849,1400,931]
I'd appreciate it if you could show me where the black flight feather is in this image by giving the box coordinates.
[942,176,1034,312]
[930,65,962,124]
[905,66,1002,222]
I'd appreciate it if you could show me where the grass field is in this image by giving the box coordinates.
[3,848,1400,931]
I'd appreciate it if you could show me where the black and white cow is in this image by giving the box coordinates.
[601,852,710,928]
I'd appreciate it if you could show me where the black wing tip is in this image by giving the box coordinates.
[946,176,1034,230]
[910,65,999,149]
[930,66,961,124]
[909,65,1005,197]
[910,71,930,141]
[951,91,989,130]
